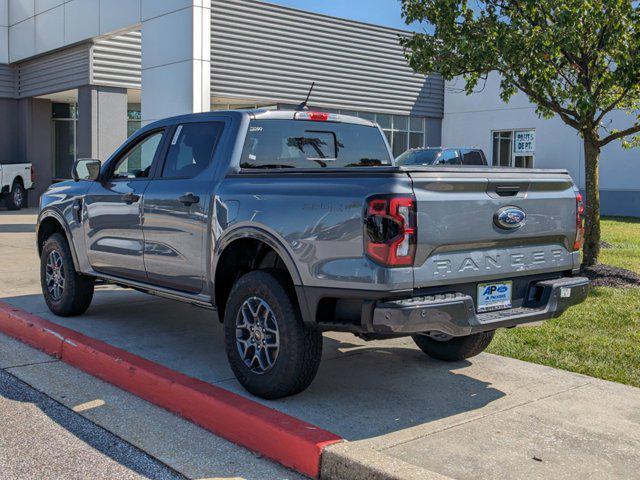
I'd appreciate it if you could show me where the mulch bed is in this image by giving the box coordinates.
[580,264,640,288]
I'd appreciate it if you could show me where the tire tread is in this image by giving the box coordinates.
[223,269,322,399]
[41,233,94,317]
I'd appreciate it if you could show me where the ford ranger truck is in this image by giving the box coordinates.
[36,110,589,399]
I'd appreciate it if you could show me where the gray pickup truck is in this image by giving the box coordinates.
[36,110,589,399]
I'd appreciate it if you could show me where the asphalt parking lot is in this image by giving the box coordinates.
[1,209,640,480]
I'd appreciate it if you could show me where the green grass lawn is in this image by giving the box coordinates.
[487,217,640,387]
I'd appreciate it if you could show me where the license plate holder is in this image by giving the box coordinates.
[477,281,513,313]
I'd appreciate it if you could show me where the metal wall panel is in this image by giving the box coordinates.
[0,65,15,98]
[92,31,142,89]
[16,45,91,98]
[211,0,443,117]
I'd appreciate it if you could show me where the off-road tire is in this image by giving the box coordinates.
[5,181,26,210]
[223,269,323,399]
[412,331,495,361]
[41,233,95,316]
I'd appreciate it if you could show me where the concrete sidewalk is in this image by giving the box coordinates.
[0,368,183,480]
[2,209,640,479]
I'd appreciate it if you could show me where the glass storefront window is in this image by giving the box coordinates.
[392,131,408,158]
[409,132,424,149]
[128,103,142,137]
[334,110,428,156]
[375,114,392,129]
[52,103,77,179]
[358,111,376,121]
[53,120,76,179]
[393,115,408,131]
[410,117,424,132]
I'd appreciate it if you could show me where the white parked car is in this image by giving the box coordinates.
[1,163,34,210]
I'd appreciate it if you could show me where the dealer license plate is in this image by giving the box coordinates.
[477,281,513,313]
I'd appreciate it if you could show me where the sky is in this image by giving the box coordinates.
[265,0,427,31]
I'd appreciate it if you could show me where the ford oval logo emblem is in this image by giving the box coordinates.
[494,206,526,230]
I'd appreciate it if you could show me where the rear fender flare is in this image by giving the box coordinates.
[212,226,313,323]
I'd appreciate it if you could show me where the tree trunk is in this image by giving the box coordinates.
[582,136,601,267]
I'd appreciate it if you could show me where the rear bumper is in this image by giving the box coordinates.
[371,276,590,337]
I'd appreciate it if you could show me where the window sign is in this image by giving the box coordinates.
[514,130,535,153]
[493,129,535,168]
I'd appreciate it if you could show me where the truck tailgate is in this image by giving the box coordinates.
[406,167,580,289]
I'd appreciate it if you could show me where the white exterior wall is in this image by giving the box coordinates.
[4,0,211,122]
[141,0,211,123]
[0,1,7,64]
[6,0,143,62]
[442,72,640,216]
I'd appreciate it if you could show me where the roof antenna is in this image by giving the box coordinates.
[296,82,315,111]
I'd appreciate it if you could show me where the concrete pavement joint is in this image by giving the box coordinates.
[379,381,594,452]
[4,359,60,370]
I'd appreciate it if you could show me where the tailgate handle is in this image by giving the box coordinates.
[495,186,520,197]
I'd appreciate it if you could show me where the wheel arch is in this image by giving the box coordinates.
[212,227,310,323]
[12,175,24,187]
[37,210,81,270]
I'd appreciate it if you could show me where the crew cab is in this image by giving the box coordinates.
[396,147,488,166]
[1,163,34,210]
[36,110,589,399]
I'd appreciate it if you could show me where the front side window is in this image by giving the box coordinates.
[162,122,224,178]
[439,150,462,165]
[240,120,391,169]
[111,131,164,180]
[52,103,78,179]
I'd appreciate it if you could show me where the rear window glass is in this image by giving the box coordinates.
[240,120,391,169]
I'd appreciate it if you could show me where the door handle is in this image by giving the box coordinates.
[122,192,140,205]
[178,193,200,206]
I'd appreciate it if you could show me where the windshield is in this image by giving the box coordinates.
[396,149,441,166]
[240,120,392,169]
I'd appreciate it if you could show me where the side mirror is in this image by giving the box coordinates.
[72,159,101,182]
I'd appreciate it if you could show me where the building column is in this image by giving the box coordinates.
[0,0,8,64]
[17,98,52,202]
[141,1,211,124]
[77,85,128,161]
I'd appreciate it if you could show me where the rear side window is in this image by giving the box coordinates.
[461,149,486,166]
[240,120,391,169]
[161,122,224,178]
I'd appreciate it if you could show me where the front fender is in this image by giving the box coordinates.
[37,208,81,271]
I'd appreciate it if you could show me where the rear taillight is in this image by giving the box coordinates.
[364,195,416,267]
[574,191,585,251]
[30,165,36,183]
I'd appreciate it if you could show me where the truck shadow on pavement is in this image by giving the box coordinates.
[0,224,36,233]
[0,369,183,479]
[3,288,505,442]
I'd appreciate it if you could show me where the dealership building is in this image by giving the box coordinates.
[0,0,637,216]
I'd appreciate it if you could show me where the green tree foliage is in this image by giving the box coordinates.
[401,0,640,265]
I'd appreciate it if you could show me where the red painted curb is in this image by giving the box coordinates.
[0,301,342,478]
